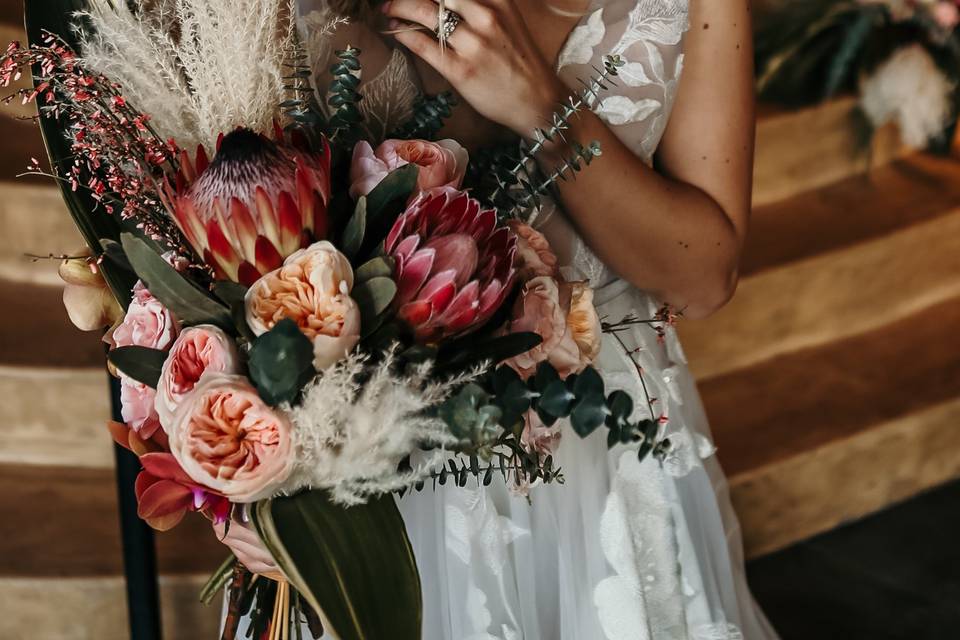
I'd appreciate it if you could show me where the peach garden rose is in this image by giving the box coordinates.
[349,138,468,198]
[155,325,241,431]
[506,220,559,281]
[168,373,294,503]
[502,276,603,379]
[245,241,361,370]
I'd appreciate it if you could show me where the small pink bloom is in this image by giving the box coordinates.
[521,410,561,457]
[155,325,242,432]
[506,220,559,280]
[120,377,162,439]
[502,277,602,379]
[107,281,179,350]
[168,373,294,502]
[349,138,468,198]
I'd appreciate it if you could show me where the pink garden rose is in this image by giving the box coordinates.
[506,220,559,280]
[155,325,241,431]
[502,276,602,379]
[349,138,468,198]
[120,377,162,439]
[108,281,178,350]
[245,241,361,370]
[168,373,294,502]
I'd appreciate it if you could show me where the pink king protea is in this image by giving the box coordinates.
[386,188,518,343]
[164,127,331,286]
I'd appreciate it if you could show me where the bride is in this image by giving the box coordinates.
[219,0,779,637]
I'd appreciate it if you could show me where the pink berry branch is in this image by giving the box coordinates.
[1,33,194,258]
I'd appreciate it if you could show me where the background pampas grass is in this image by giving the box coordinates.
[859,44,955,148]
[77,0,297,151]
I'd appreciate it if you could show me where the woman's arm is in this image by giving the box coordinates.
[388,0,755,318]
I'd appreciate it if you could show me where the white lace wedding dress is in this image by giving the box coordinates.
[236,1,780,638]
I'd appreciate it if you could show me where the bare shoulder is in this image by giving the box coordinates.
[657,0,756,236]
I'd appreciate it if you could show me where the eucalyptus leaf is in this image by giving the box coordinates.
[341,196,367,259]
[355,256,395,283]
[353,276,397,336]
[251,491,422,640]
[570,393,608,438]
[121,234,233,329]
[107,346,168,389]
[248,319,316,405]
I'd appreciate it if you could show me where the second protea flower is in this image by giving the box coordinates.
[164,128,331,286]
[386,188,518,343]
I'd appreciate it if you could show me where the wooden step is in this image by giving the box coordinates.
[706,296,960,557]
[678,154,960,380]
[0,463,225,577]
[0,575,220,640]
[754,97,908,207]
[0,365,112,469]
[0,182,78,285]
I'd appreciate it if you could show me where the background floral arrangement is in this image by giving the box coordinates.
[755,0,960,150]
[4,1,676,638]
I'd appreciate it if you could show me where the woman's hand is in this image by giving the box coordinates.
[384,0,567,136]
[213,519,285,581]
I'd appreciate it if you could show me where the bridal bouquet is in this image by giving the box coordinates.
[7,1,669,638]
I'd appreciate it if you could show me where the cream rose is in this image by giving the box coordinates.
[58,250,123,331]
[349,138,468,198]
[168,373,294,502]
[155,325,241,431]
[245,241,361,370]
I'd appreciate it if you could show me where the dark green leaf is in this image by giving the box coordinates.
[341,196,367,259]
[353,276,397,336]
[572,365,604,398]
[570,393,608,438]
[361,164,419,254]
[437,332,542,373]
[252,491,422,640]
[248,319,315,405]
[212,280,248,308]
[121,234,233,329]
[636,419,660,462]
[355,256,395,283]
[605,390,634,430]
[107,346,168,389]
[538,379,575,418]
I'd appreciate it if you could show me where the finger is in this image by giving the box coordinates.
[384,0,443,31]
[392,25,463,77]
[428,0,500,31]
[385,0,482,52]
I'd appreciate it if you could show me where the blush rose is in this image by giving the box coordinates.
[350,138,468,198]
[168,373,295,503]
[155,325,241,432]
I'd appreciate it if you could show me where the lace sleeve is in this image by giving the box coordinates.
[557,0,689,164]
